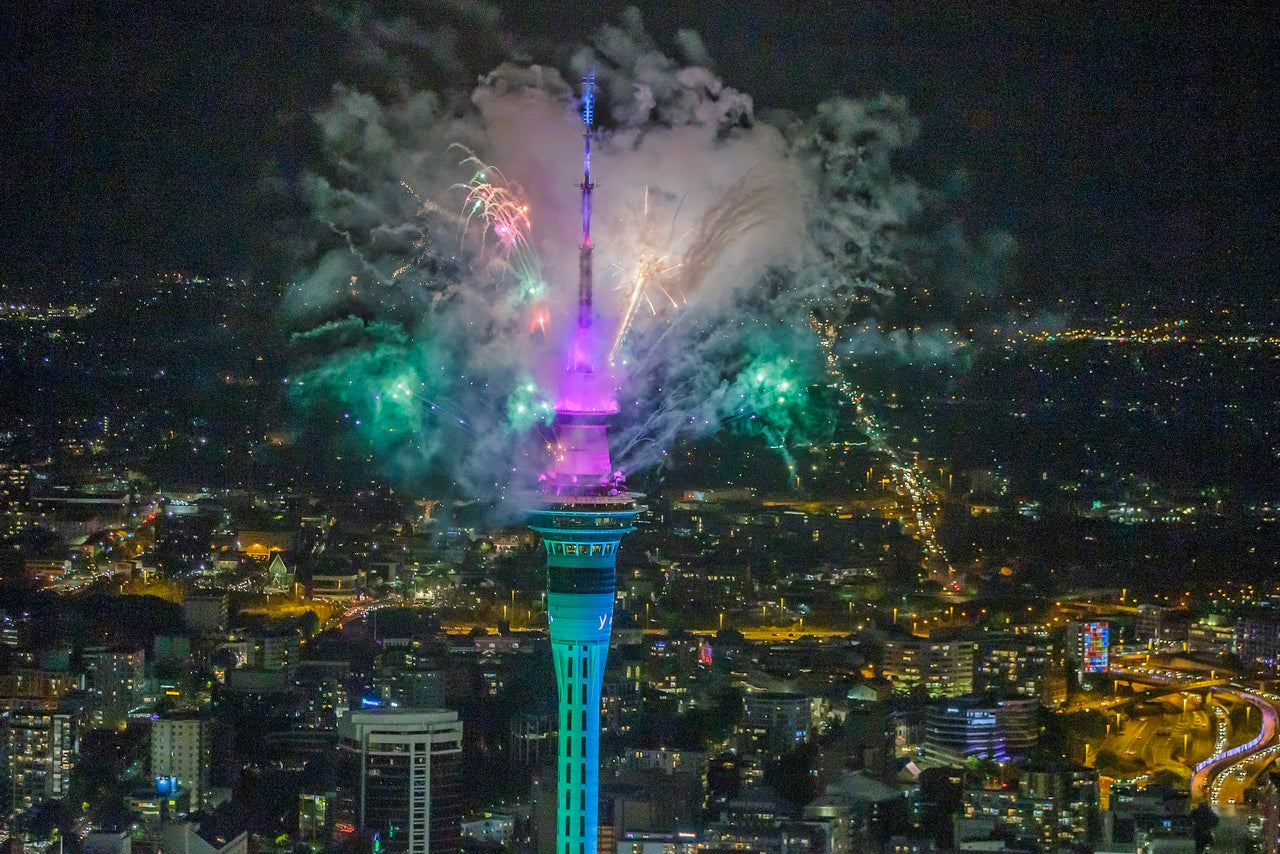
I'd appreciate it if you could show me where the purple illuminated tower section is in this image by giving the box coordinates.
[529,74,641,854]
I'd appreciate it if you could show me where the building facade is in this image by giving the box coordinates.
[151,715,211,810]
[92,649,145,729]
[338,708,463,854]
[923,697,1039,764]
[883,635,977,697]
[739,692,812,762]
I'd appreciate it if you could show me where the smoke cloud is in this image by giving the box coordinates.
[282,7,1015,500]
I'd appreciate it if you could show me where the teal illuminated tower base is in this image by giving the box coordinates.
[529,494,638,854]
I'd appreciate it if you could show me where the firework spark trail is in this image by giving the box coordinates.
[674,174,776,300]
[388,380,475,431]
[762,428,801,488]
[605,169,809,479]
[400,180,426,206]
[390,180,482,280]
[607,187,686,363]
[608,173,777,371]
[391,182,431,278]
[609,252,681,364]
[451,149,532,253]
[326,222,394,288]
[445,148,554,332]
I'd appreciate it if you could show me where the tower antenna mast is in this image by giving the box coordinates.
[577,71,596,333]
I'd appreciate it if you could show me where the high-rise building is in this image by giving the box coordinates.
[1136,605,1190,650]
[975,633,1055,699]
[509,711,558,766]
[960,767,1099,849]
[6,706,78,815]
[298,791,335,844]
[1236,610,1280,670]
[1066,621,1111,681]
[253,633,300,673]
[150,715,211,810]
[739,692,812,762]
[0,461,31,538]
[338,708,463,854]
[182,593,228,634]
[0,670,81,817]
[528,73,642,854]
[91,649,145,729]
[883,633,977,697]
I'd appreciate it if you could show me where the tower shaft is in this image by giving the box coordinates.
[578,243,593,332]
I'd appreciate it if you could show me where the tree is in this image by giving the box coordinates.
[1191,802,1218,852]
[917,767,964,849]
[765,743,820,810]
[17,799,76,841]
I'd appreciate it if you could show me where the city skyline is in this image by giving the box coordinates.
[0,5,1279,854]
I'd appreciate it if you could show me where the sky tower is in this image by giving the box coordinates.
[528,73,641,854]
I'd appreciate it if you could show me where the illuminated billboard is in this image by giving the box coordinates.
[1083,621,1110,673]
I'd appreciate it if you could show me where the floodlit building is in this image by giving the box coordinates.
[1065,621,1110,681]
[923,696,1039,763]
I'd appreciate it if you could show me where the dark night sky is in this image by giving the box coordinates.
[1,1,1276,307]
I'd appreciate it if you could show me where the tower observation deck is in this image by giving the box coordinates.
[528,73,642,854]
